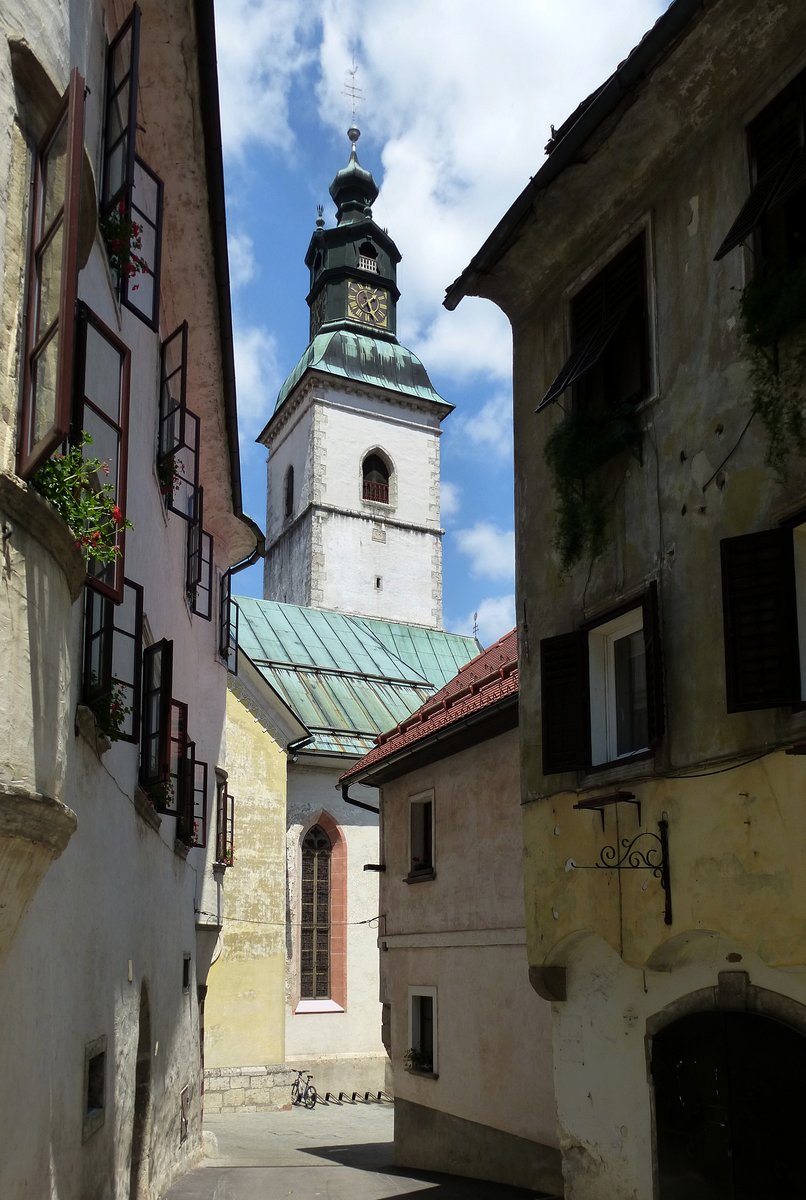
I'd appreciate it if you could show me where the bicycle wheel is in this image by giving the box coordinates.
[291,1081,301,1105]
[305,1085,317,1109]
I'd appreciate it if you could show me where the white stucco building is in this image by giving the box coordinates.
[0,2,259,1196]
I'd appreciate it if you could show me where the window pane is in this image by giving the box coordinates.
[85,323,123,423]
[42,114,68,232]
[614,629,648,756]
[36,223,64,342]
[30,331,60,448]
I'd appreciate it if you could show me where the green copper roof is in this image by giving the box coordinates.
[274,328,449,415]
[235,597,480,758]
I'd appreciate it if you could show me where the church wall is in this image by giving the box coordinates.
[203,685,288,1074]
[285,761,386,1094]
[318,513,442,627]
[264,402,316,548]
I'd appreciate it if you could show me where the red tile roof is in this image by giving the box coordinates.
[340,627,518,784]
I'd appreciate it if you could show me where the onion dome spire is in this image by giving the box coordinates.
[329,127,379,225]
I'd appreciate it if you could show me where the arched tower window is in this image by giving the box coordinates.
[362,453,389,504]
[301,825,331,999]
[358,239,378,274]
[284,465,294,520]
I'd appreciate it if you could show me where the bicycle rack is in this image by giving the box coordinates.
[321,1090,393,1105]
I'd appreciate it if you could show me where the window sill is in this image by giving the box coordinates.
[75,704,112,758]
[580,750,653,788]
[405,1066,438,1079]
[404,868,436,884]
[133,786,162,832]
[294,999,345,1014]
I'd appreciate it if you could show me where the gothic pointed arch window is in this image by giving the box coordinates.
[301,824,331,999]
[362,452,390,504]
[296,812,346,1011]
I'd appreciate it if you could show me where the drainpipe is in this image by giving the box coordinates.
[341,784,379,815]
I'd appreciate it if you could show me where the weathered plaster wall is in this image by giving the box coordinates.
[379,729,559,1191]
[0,1,251,1195]
[470,3,806,1198]
[205,685,288,1071]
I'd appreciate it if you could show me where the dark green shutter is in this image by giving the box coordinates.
[721,529,799,711]
[541,631,590,774]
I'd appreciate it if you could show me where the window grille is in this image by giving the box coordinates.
[358,254,378,273]
[83,579,143,743]
[362,454,390,504]
[300,825,331,999]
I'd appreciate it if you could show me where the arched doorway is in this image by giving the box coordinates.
[653,1010,806,1198]
[129,984,152,1200]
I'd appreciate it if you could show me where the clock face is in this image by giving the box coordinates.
[347,280,389,328]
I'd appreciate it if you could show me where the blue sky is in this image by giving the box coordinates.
[214,0,668,644]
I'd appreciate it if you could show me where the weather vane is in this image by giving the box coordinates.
[343,56,364,125]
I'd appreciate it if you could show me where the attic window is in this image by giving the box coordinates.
[358,241,378,273]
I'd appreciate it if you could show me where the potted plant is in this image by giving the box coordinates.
[87,682,132,743]
[99,199,152,286]
[403,1047,433,1073]
[30,432,133,567]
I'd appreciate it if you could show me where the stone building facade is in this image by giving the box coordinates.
[0,2,258,1195]
[447,1,806,1196]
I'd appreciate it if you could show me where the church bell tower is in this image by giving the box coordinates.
[258,129,452,629]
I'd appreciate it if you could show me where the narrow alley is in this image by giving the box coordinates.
[162,1103,559,1199]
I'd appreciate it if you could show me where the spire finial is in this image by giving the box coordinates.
[343,56,363,126]
[315,203,324,229]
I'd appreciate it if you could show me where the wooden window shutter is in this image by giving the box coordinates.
[541,630,591,774]
[642,581,665,746]
[721,529,799,711]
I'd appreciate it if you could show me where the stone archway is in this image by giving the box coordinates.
[129,984,152,1200]
[649,974,806,1199]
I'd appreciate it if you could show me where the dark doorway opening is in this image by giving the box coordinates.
[129,985,152,1200]
[653,1009,806,1199]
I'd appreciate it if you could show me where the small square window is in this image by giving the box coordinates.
[407,987,437,1074]
[83,1035,106,1141]
[408,792,434,880]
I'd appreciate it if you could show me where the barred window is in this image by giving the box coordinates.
[300,825,331,999]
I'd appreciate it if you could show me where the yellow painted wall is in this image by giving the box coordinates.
[204,684,288,1067]
[523,751,806,974]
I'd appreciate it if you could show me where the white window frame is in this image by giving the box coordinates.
[588,606,647,765]
[408,789,434,879]
[407,985,438,1075]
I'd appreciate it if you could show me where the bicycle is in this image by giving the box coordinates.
[291,1070,317,1109]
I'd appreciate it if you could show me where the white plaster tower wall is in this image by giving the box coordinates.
[264,380,444,626]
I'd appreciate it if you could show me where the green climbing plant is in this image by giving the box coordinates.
[543,401,642,573]
[739,260,806,476]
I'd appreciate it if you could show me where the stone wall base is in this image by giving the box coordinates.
[284,1052,389,1100]
[394,1097,564,1196]
[203,1065,295,1114]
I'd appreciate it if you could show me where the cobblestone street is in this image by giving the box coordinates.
[162,1102,557,1199]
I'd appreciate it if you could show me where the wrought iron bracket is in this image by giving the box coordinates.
[573,812,672,926]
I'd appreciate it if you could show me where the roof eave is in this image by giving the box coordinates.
[344,692,519,787]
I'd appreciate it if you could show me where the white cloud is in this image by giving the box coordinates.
[217,0,670,379]
[455,521,515,582]
[233,323,282,440]
[215,0,316,158]
[450,389,513,464]
[452,594,516,647]
[228,230,257,289]
[440,481,461,521]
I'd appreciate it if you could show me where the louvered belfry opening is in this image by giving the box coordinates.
[301,825,332,999]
